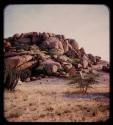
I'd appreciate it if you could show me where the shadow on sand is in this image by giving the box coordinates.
[63,92,109,99]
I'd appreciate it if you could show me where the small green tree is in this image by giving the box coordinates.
[69,72,99,93]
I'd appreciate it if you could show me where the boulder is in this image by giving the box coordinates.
[89,69,98,74]
[47,33,52,37]
[17,37,32,45]
[62,62,73,71]
[68,39,79,50]
[75,63,83,70]
[25,77,31,82]
[87,54,96,64]
[4,41,11,50]
[36,50,51,61]
[42,32,50,40]
[13,33,20,39]
[57,55,68,63]
[32,36,39,44]
[17,79,23,85]
[42,59,61,74]
[66,49,79,58]
[88,60,93,67]
[95,56,101,62]
[41,36,64,55]
[78,63,83,68]
[65,39,80,58]
[5,55,33,69]
[61,39,69,53]
[79,47,86,57]
[44,59,61,68]
[45,64,58,74]
[102,65,109,72]
[30,76,37,81]
[82,69,90,73]
[56,34,65,40]
[22,32,34,38]
[52,55,58,60]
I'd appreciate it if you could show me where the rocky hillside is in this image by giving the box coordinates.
[4,32,109,79]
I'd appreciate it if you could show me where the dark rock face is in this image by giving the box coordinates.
[4,31,105,79]
[17,37,32,44]
[102,65,109,72]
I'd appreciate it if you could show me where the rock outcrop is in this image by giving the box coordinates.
[4,31,107,80]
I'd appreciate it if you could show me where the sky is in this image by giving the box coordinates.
[4,5,110,61]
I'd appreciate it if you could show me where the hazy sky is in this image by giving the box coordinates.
[4,5,109,61]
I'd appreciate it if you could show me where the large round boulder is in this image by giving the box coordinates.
[45,64,58,74]
[41,36,64,55]
[41,59,61,74]
[42,32,50,40]
[68,39,79,50]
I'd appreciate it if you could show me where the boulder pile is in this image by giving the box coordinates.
[4,32,107,80]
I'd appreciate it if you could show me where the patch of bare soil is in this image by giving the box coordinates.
[4,72,110,122]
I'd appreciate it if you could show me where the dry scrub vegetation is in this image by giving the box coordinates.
[4,72,109,122]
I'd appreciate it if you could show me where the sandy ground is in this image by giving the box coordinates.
[4,71,110,122]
